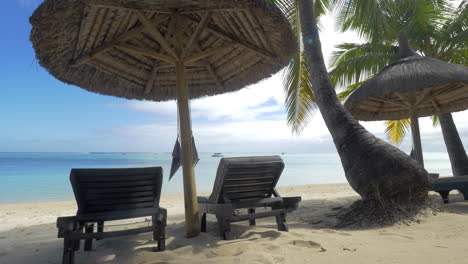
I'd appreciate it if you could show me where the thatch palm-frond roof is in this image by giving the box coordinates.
[30,0,296,101]
[345,50,468,121]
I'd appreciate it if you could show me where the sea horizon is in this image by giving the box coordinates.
[0,151,453,204]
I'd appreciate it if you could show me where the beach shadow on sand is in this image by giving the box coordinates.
[0,196,350,264]
[1,194,467,264]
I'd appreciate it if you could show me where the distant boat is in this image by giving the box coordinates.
[212,153,223,157]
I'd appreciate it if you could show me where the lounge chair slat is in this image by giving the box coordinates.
[86,191,154,200]
[226,169,280,175]
[224,187,271,193]
[78,174,156,182]
[224,177,275,183]
[223,182,273,188]
[86,196,155,205]
[227,190,268,197]
[227,163,283,169]
[86,202,155,212]
[225,173,277,179]
[79,179,156,188]
[85,185,155,193]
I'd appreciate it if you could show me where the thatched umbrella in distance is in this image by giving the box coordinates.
[30,0,296,237]
[345,33,468,168]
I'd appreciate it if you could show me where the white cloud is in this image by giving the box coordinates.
[125,74,286,122]
[105,9,468,154]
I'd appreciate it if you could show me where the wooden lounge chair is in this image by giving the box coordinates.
[198,156,301,240]
[432,176,468,204]
[56,167,167,264]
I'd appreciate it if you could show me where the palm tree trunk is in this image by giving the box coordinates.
[439,112,468,176]
[298,0,429,203]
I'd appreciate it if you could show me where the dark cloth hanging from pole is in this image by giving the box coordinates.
[169,136,199,180]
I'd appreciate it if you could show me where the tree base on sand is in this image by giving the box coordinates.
[338,121,431,204]
[334,195,437,228]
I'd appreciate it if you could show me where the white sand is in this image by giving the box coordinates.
[1,183,467,264]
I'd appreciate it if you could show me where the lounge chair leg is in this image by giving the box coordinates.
[153,209,167,252]
[96,221,104,240]
[154,226,165,252]
[437,191,450,204]
[62,237,75,264]
[272,204,288,232]
[73,224,83,251]
[217,217,231,240]
[201,213,207,232]
[84,223,94,251]
[248,209,256,226]
[276,213,288,232]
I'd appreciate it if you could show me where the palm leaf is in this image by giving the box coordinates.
[282,52,317,134]
[329,42,397,88]
[385,118,411,145]
[432,115,440,127]
[336,79,366,101]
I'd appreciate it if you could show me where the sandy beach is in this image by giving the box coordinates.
[1,183,467,264]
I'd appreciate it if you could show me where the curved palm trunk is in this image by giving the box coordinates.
[298,0,429,203]
[439,112,468,176]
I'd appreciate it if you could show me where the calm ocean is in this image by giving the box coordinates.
[0,152,453,204]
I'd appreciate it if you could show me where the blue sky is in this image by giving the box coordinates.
[2,0,467,153]
[1,0,168,151]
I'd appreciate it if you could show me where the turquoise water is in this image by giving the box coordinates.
[0,152,453,204]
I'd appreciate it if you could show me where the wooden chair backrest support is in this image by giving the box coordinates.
[209,156,284,203]
[70,167,163,221]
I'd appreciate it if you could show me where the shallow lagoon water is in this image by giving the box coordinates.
[0,152,452,203]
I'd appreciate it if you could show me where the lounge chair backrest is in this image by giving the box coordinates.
[209,156,284,203]
[70,167,163,220]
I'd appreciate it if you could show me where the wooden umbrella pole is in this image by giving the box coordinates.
[410,111,424,167]
[174,13,200,238]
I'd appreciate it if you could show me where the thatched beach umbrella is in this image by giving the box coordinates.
[345,33,468,167]
[30,0,296,237]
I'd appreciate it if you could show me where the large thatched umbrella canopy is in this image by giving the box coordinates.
[30,0,295,100]
[345,33,468,167]
[30,0,296,237]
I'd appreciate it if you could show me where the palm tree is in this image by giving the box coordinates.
[330,0,468,175]
[272,0,430,207]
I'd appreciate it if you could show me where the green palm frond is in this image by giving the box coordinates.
[333,0,394,42]
[432,115,440,127]
[269,0,332,134]
[329,43,398,87]
[336,79,366,101]
[434,0,468,62]
[385,118,411,145]
[283,51,317,134]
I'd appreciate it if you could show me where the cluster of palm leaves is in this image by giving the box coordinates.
[269,0,467,144]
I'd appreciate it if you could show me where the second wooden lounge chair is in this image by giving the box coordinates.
[198,156,301,240]
[56,167,167,264]
[432,176,468,203]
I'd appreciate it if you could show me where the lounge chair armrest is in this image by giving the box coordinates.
[56,216,78,238]
[282,196,301,210]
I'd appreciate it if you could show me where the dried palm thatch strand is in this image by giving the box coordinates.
[30,0,296,102]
